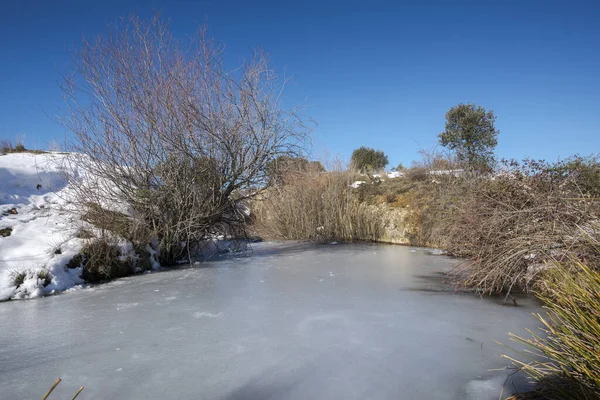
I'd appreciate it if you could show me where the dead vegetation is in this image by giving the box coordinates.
[58,14,309,265]
[67,237,153,282]
[42,378,83,400]
[253,170,385,243]
[503,260,600,400]
[443,157,600,294]
[1,137,26,154]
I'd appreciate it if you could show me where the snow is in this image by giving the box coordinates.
[0,152,253,301]
[0,152,85,300]
[429,169,465,177]
[387,171,403,178]
[351,171,402,188]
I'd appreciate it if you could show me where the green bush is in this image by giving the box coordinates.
[438,103,498,171]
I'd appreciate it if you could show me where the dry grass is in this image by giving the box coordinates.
[42,378,84,400]
[9,268,53,288]
[253,170,385,243]
[75,238,135,282]
[503,261,600,400]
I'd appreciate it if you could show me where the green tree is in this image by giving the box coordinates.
[350,146,389,173]
[392,162,405,171]
[438,103,499,171]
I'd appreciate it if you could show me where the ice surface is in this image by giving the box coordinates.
[0,242,541,399]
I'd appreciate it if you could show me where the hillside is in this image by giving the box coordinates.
[0,152,84,300]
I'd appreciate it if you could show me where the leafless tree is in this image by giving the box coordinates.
[59,14,310,263]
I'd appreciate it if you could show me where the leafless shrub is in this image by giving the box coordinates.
[447,157,600,294]
[0,135,32,154]
[404,167,430,182]
[47,139,61,152]
[59,14,309,263]
[73,227,95,239]
[0,139,12,154]
[411,147,461,171]
[253,170,384,242]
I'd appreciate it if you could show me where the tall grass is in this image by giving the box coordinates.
[504,261,600,400]
[253,170,385,242]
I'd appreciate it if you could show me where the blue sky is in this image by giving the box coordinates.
[1,0,599,168]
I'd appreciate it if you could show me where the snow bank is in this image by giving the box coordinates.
[387,171,403,178]
[0,152,85,300]
[429,169,465,177]
[350,181,366,189]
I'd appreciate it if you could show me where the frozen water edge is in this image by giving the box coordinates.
[0,242,541,399]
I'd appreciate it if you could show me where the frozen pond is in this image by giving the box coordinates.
[0,242,542,399]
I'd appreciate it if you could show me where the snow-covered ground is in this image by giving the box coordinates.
[0,152,85,300]
[350,170,403,188]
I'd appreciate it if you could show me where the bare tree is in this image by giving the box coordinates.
[59,14,310,263]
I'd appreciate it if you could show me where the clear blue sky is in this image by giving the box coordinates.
[1,0,599,168]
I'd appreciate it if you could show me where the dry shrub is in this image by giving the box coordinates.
[72,238,145,282]
[404,167,430,182]
[0,139,11,154]
[504,261,600,400]
[447,157,600,294]
[0,138,27,154]
[74,227,95,239]
[253,170,385,242]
